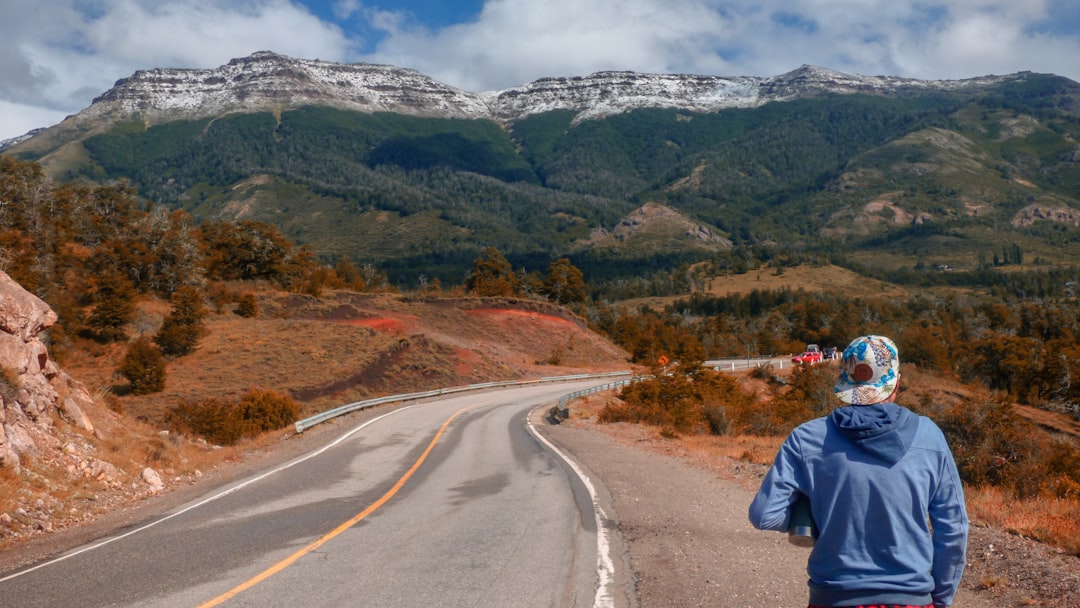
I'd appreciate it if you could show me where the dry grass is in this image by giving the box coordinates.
[702,264,910,298]
[97,417,247,473]
[675,433,784,467]
[620,264,911,309]
[0,404,286,553]
[0,465,23,515]
[967,486,1080,555]
[61,290,631,425]
[566,392,783,489]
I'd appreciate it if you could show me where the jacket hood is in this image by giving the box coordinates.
[829,402,919,464]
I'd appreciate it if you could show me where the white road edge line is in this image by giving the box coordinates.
[0,404,417,584]
[526,409,617,608]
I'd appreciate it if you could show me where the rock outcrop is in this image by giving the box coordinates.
[575,201,732,252]
[1011,203,1080,228]
[0,271,95,471]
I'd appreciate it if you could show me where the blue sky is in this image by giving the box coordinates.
[2,0,1080,141]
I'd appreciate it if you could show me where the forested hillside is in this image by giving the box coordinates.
[7,72,1080,286]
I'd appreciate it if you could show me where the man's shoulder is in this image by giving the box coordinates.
[791,415,831,439]
[796,414,831,429]
[908,414,952,449]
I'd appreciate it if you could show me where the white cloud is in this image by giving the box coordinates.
[364,0,740,90]
[74,0,348,66]
[360,0,1080,90]
[0,101,70,143]
[0,0,356,140]
[333,0,363,20]
[891,8,1080,80]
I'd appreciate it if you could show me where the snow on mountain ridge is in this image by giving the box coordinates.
[21,52,1028,144]
[87,51,777,124]
[487,70,763,122]
[87,51,489,122]
[764,64,1019,94]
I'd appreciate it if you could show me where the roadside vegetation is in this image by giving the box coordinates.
[599,363,1080,556]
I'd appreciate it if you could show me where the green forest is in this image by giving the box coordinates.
[9,71,1078,287]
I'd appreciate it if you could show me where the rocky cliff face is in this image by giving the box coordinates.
[15,51,1025,145]
[84,51,490,123]
[0,271,95,471]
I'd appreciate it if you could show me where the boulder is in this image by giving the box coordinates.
[0,272,57,341]
[0,270,96,470]
[141,467,165,493]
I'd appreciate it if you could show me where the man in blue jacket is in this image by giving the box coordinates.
[748,335,968,608]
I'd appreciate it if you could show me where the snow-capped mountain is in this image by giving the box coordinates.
[0,130,39,150]
[31,51,1025,139]
[84,51,489,122]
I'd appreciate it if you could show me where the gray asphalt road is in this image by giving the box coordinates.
[0,380,617,608]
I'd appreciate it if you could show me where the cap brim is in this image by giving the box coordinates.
[834,376,899,405]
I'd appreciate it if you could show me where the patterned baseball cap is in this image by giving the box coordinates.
[834,335,900,405]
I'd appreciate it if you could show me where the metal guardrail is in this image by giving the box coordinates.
[551,375,657,421]
[294,371,633,433]
[296,355,814,433]
[703,356,790,371]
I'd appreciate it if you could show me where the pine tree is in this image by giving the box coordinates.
[542,258,589,305]
[465,247,518,296]
[118,337,166,395]
[85,271,136,343]
[154,286,206,356]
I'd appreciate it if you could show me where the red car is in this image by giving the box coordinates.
[792,350,823,364]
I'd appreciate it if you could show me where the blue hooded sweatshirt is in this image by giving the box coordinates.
[748,403,968,607]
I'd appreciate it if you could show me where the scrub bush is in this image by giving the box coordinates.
[602,370,755,435]
[166,389,299,445]
[117,337,166,395]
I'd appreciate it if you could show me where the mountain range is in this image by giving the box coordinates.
[4,51,1080,286]
[1,51,1020,138]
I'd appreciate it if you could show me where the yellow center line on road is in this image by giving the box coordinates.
[198,403,475,608]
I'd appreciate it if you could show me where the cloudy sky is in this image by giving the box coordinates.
[2,0,1079,141]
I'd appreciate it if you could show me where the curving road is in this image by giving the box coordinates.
[0,380,623,608]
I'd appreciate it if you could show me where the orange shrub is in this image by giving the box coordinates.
[166,389,299,445]
[725,363,834,436]
[601,370,756,436]
[117,337,167,395]
[238,389,300,435]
